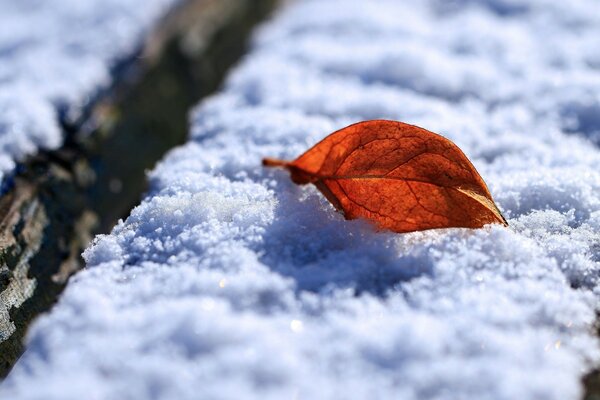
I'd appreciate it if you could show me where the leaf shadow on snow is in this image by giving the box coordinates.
[256,179,437,297]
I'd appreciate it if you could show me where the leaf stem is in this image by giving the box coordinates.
[262,157,289,168]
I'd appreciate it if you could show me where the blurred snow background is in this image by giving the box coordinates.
[0,0,178,183]
[3,0,600,399]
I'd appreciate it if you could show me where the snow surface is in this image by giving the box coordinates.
[0,0,178,183]
[3,0,600,399]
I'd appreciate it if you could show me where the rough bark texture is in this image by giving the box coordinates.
[585,370,600,400]
[0,0,275,377]
[584,316,600,400]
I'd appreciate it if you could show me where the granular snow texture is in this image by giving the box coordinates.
[0,0,177,183]
[3,0,600,399]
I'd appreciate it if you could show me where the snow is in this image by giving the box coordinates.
[0,0,178,183]
[3,0,600,399]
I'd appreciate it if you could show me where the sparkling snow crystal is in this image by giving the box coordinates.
[3,0,600,399]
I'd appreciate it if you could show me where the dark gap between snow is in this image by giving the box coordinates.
[0,0,276,378]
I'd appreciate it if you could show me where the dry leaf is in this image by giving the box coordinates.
[263,120,508,233]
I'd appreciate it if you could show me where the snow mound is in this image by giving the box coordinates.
[0,0,178,183]
[3,0,600,399]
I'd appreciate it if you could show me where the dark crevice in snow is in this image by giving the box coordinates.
[0,0,276,377]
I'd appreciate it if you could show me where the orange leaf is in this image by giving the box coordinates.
[263,120,508,233]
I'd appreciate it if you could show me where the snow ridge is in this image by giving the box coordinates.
[3,0,600,399]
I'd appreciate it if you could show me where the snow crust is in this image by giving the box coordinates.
[0,0,178,182]
[3,0,600,399]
